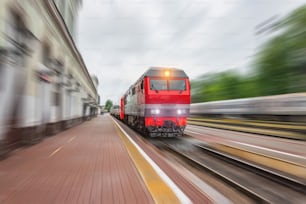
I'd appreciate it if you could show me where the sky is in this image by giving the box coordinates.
[77,0,305,105]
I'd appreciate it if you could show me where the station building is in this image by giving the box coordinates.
[0,0,99,156]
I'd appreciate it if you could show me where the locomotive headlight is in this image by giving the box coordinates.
[164,70,170,77]
[177,109,186,115]
[151,109,160,114]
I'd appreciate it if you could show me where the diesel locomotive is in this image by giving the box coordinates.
[119,67,190,137]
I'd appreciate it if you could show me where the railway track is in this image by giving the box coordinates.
[150,137,306,204]
[188,117,306,140]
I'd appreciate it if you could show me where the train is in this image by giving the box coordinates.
[111,69,306,136]
[190,93,306,122]
[113,67,191,137]
[110,105,120,118]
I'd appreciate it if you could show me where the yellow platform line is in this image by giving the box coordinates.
[188,121,306,140]
[212,144,306,180]
[111,118,190,204]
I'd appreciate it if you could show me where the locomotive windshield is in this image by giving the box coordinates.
[150,79,186,91]
[169,80,186,91]
[150,79,167,90]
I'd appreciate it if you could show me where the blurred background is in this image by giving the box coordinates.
[1,0,306,156]
[0,1,305,203]
[191,4,306,102]
[0,0,100,155]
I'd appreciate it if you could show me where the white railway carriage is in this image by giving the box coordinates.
[190,93,306,121]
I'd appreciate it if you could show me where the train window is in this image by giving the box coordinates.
[53,92,60,106]
[132,87,136,95]
[140,80,145,93]
[140,80,144,90]
[150,79,167,90]
[169,80,186,91]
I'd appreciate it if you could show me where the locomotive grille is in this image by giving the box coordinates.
[164,109,172,115]
[164,120,174,127]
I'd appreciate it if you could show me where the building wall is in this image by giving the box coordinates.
[0,0,98,155]
[54,0,82,39]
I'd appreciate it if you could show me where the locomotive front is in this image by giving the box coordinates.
[143,68,190,136]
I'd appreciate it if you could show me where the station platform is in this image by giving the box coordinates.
[0,115,191,204]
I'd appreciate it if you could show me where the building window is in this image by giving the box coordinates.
[54,92,60,106]
[42,44,51,66]
[132,87,136,95]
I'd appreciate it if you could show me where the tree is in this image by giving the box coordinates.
[191,4,306,103]
[255,4,306,95]
[191,70,255,102]
[104,99,113,112]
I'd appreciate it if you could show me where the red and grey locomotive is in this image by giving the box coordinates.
[120,67,190,137]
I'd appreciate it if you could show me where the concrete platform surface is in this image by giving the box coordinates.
[0,116,156,204]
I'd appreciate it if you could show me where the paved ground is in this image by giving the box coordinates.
[0,115,154,204]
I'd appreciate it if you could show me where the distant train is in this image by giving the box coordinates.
[114,67,191,137]
[110,105,120,118]
[190,93,306,122]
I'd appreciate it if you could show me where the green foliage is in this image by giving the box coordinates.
[191,71,259,103]
[104,99,113,112]
[192,4,306,102]
[255,4,306,95]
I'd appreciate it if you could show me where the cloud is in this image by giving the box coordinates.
[77,0,305,104]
